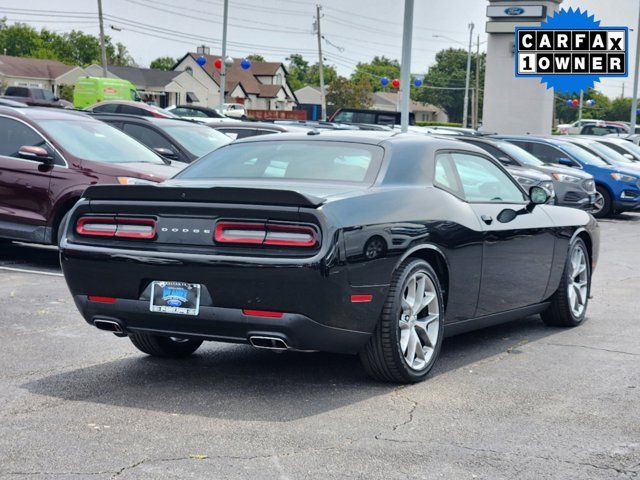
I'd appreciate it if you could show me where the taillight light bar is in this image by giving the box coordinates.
[76,216,156,239]
[214,221,318,248]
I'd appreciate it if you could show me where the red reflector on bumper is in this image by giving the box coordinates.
[88,295,117,303]
[351,294,373,303]
[242,309,284,318]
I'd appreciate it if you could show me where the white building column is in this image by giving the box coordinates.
[482,0,563,134]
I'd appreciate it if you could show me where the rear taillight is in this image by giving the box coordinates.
[76,216,156,239]
[214,221,317,247]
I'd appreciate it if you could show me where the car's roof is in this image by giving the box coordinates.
[0,105,99,121]
[492,134,567,145]
[210,121,307,131]
[91,112,204,128]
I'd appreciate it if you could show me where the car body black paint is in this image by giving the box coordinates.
[60,133,599,353]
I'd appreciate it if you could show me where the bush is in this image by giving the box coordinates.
[416,121,463,127]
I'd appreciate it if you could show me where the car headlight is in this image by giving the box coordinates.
[551,172,582,183]
[512,175,537,187]
[610,172,638,183]
[117,177,159,185]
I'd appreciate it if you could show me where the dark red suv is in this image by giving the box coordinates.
[0,106,183,245]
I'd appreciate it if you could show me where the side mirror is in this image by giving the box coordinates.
[53,96,60,102]
[18,145,53,162]
[558,157,574,167]
[153,147,178,159]
[623,153,635,160]
[224,132,239,140]
[498,156,511,165]
[529,185,550,206]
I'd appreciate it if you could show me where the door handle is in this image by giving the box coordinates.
[481,214,493,225]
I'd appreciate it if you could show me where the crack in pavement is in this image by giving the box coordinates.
[374,386,418,441]
[544,342,640,357]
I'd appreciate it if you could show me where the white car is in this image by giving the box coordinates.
[556,119,604,135]
[165,105,240,124]
[223,103,247,119]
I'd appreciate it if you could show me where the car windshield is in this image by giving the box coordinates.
[495,141,544,166]
[558,142,608,166]
[609,140,640,158]
[39,119,165,164]
[584,141,635,164]
[176,140,384,184]
[161,125,231,157]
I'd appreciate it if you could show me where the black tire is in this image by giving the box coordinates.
[593,186,612,218]
[129,333,203,358]
[359,259,444,383]
[542,238,591,327]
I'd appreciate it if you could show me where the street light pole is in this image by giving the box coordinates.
[473,34,480,129]
[315,4,326,121]
[97,0,108,77]
[462,22,474,128]
[400,0,414,133]
[630,3,640,135]
[219,0,229,114]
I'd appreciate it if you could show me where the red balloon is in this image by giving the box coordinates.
[391,78,400,88]
[572,99,579,107]
[214,58,222,69]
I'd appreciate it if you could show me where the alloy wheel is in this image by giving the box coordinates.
[567,244,589,318]
[399,271,440,371]
[592,192,605,215]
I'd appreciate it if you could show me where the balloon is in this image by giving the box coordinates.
[391,78,400,88]
[637,108,640,115]
[566,99,573,107]
[240,58,251,70]
[414,78,423,87]
[214,58,222,69]
[380,76,389,87]
[196,56,206,67]
[572,99,579,107]
[589,99,596,107]
[225,56,234,67]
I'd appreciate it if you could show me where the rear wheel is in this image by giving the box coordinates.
[592,187,611,218]
[359,259,444,383]
[129,333,203,357]
[542,238,590,327]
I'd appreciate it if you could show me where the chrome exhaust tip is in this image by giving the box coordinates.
[93,319,124,335]
[249,336,288,351]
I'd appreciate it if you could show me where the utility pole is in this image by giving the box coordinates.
[462,22,474,128]
[315,4,326,121]
[219,0,229,113]
[97,0,108,77]
[399,0,414,132]
[578,89,584,123]
[473,34,480,129]
[630,3,640,136]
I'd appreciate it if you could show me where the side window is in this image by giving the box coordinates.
[254,129,279,136]
[92,103,119,113]
[528,142,566,164]
[31,89,45,100]
[434,153,464,198]
[122,123,175,152]
[218,128,257,139]
[0,117,47,159]
[450,152,526,203]
[42,90,55,101]
[119,104,152,116]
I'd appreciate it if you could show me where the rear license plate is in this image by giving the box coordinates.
[150,281,201,316]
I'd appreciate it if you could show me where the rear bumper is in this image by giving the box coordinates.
[75,296,371,354]
[60,244,388,353]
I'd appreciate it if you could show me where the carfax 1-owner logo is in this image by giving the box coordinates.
[515,8,628,94]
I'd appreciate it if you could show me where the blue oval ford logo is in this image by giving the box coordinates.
[505,7,525,16]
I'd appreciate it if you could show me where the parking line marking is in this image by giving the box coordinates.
[0,266,63,277]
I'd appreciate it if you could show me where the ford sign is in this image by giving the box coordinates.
[505,7,525,16]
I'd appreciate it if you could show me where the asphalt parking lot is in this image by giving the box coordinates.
[0,214,638,480]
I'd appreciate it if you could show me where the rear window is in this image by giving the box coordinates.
[176,140,383,184]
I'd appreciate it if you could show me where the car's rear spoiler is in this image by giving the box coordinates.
[82,185,326,208]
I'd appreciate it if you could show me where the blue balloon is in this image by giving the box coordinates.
[414,78,423,87]
[380,76,389,87]
[241,58,251,70]
[566,99,573,107]
[637,108,640,115]
[196,56,206,66]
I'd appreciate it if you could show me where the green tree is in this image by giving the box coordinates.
[555,89,611,123]
[416,48,485,124]
[326,76,372,109]
[351,56,400,92]
[0,20,43,57]
[150,56,177,71]
[247,54,265,62]
[606,97,632,121]
[109,42,136,67]
[286,54,337,91]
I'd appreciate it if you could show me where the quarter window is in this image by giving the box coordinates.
[450,152,525,203]
[0,117,47,159]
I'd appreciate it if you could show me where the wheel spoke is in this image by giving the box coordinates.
[405,329,418,365]
[413,276,426,316]
[399,327,410,353]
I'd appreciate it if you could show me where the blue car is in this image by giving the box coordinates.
[493,135,640,218]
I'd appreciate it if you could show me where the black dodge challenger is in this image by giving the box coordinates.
[60,132,599,383]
